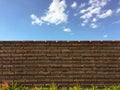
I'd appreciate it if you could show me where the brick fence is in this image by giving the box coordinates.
[0,41,120,87]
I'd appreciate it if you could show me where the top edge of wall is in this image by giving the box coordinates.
[0,40,120,42]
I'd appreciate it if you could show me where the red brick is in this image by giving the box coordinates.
[0,41,120,87]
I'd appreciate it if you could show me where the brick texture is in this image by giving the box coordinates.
[0,41,120,87]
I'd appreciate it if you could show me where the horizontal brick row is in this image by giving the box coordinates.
[2,75,117,79]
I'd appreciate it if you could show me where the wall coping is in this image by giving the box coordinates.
[0,40,120,42]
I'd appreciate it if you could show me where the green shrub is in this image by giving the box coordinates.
[8,82,18,90]
[49,83,58,90]
[1,82,120,90]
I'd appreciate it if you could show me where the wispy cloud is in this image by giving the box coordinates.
[97,9,112,19]
[30,14,43,25]
[71,2,77,9]
[90,23,98,29]
[79,0,111,28]
[31,0,119,29]
[31,0,68,26]
[63,28,71,32]
[92,18,97,22]
[103,34,108,38]
[116,8,120,13]
[79,3,86,8]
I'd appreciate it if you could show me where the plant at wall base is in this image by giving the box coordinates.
[110,84,120,90]
[18,86,30,90]
[68,87,73,90]
[8,82,18,90]
[73,83,82,90]
[0,82,9,90]
[1,82,120,90]
[116,84,120,90]
[0,87,9,90]
[49,83,58,90]
[33,87,43,90]
[91,86,98,90]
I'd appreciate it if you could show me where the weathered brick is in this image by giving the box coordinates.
[0,41,120,87]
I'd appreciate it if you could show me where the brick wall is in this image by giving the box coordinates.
[0,41,120,87]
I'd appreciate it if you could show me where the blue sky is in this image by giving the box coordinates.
[0,0,120,40]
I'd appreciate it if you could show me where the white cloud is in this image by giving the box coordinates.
[90,23,98,28]
[97,9,112,19]
[80,9,86,14]
[80,12,92,19]
[89,0,97,4]
[31,0,68,26]
[89,0,107,7]
[80,6,94,14]
[100,0,107,7]
[116,8,120,13]
[63,28,71,32]
[79,3,86,8]
[30,14,43,25]
[80,0,108,18]
[81,19,88,26]
[71,2,77,9]
[80,7,101,19]
[103,34,108,38]
[79,0,111,28]
[90,7,101,14]
[41,0,67,25]
[92,18,97,22]
[81,23,85,26]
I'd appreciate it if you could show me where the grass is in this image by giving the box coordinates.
[1,82,120,90]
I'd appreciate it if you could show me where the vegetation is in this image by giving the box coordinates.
[1,82,120,90]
